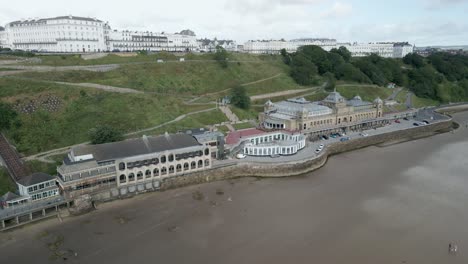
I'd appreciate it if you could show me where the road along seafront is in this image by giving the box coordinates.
[157,116,453,192]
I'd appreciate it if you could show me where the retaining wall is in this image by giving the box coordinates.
[160,119,453,191]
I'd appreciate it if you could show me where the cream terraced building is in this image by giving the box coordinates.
[1,15,198,53]
[260,92,383,132]
[57,133,212,198]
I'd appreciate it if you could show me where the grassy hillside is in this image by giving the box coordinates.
[17,58,298,96]
[336,84,393,101]
[0,78,212,155]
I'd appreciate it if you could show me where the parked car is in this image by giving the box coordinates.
[340,137,350,142]
[423,120,430,124]
[315,148,323,154]
[403,117,409,121]
[395,119,401,123]
[360,132,369,137]
[413,122,420,126]
[319,144,324,149]
[321,135,329,140]
[236,153,246,159]
[270,154,280,158]
[330,134,337,138]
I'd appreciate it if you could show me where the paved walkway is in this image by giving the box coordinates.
[219,105,240,123]
[386,87,403,100]
[406,92,413,108]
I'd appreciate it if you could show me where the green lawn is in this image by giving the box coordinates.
[412,95,440,108]
[336,85,393,102]
[216,125,230,134]
[233,122,255,130]
[231,106,260,121]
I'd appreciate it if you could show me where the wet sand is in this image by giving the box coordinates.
[1,112,468,264]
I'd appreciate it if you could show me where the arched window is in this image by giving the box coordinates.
[137,171,143,180]
[205,159,210,167]
[161,155,166,163]
[169,166,175,174]
[118,162,125,171]
[119,174,126,184]
[204,148,210,156]
[153,168,159,176]
[184,162,189,170]
[191,161,196,169]
[128,173,135,182]
[168,154,174,162]
[152,158,159,165]
[198,160,203,168]
[176,164,182,172]
[161,167,167,175]
[145,170,152,178]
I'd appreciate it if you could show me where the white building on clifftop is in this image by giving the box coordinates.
[1,15,198,53]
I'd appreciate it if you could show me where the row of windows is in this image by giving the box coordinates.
[31,189,58,201]
[119,149,210,171]
[119,160,210,183]
[27,181,55,193]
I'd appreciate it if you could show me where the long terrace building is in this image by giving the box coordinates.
[0,15,198,53]
[57,133,213,198]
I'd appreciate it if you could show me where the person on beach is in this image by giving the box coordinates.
[449,243,452,253]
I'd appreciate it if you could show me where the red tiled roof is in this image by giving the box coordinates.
[225,128,266,145]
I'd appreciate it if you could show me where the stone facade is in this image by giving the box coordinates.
[260,92,383,132]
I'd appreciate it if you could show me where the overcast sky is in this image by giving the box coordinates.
[1,0,467,46]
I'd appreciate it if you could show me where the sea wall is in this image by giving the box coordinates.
[159,119,453,191]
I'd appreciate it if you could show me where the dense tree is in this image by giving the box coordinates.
[230,85,251,109]
[331,46,351,62]
[407,66,440,99]
[334,63,371,83]
[286,44,468,102]
[353,59,387,86]
[88,125,124,145]
[323,72,336,92]
[290,54,319,85]
[428,53,468,81]
[280,48,291,65]
[403,53,425,68]
[298,45,332,74]
[0,102,18,131]
[214,45,229,68]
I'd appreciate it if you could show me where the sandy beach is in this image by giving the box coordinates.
[1,111,468,264]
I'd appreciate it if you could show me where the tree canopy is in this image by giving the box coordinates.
[88,125,124,145]
[284,45,468,103]
[214,45,229,68]
[230,85,251,109]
